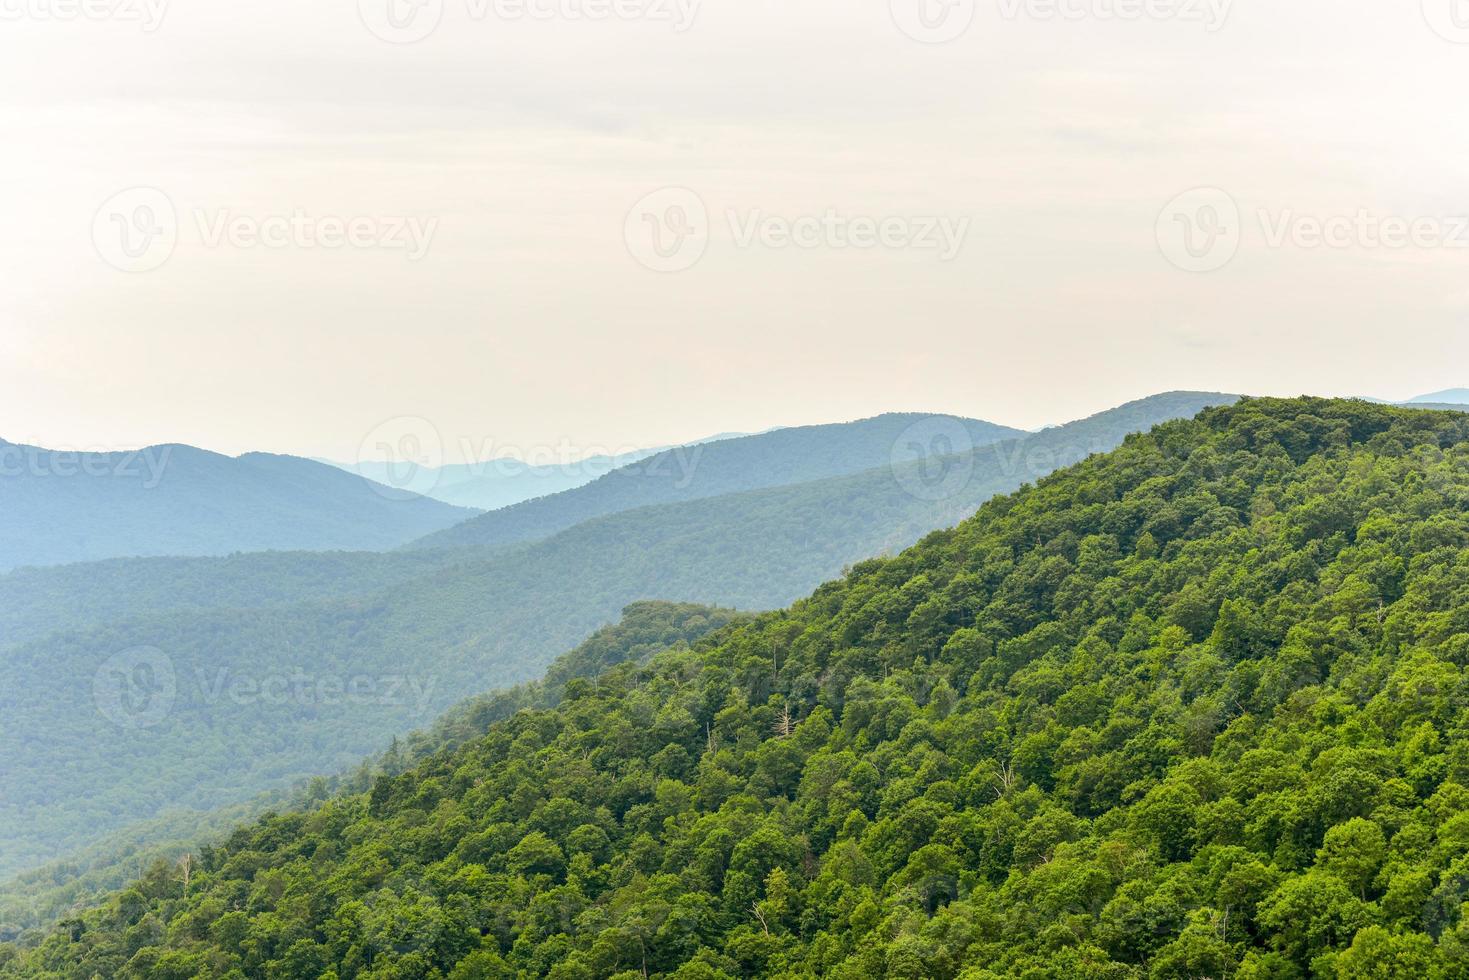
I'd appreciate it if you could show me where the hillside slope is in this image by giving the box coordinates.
[0,601,744,942]
[0,393,1229,879]
[0,443,473,572]
[409,414,1027,553]
[6,399,1467,978]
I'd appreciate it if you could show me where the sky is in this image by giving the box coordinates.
[1,0,1467,464]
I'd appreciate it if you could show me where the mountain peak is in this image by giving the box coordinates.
[1408,387,1469,405]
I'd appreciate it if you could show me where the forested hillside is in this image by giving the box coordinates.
[8,398,1468,978]
[0,602,742,942]
[0,444,472,572]
[408,414,1026,553]
[0,394,1226,879]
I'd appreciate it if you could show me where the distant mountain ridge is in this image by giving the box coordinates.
[1407,387,1469,404]
[409,413,1029,553]
[0,442,473,572]
[0,392,1229,879]
[339,430,754,512]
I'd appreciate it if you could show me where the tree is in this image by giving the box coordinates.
[1333,926,1436,980]
[1257,873,1374,966]
[1317,819,1387,899]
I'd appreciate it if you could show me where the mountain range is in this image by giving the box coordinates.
[0,443,473,573]
[1406,388,1469,405]
[340,431,754,512]
[408,414,1028,553]
[0,395,1228,884]
[6,398,1467,977]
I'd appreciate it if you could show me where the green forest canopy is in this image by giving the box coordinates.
[6,398,1469,978]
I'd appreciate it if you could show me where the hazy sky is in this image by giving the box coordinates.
[2,0,1467,463]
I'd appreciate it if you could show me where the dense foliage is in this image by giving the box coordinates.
[6,398,1468,978]
[0,443,472,573]
[0,603,742,942]
[0,394,1228,879]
